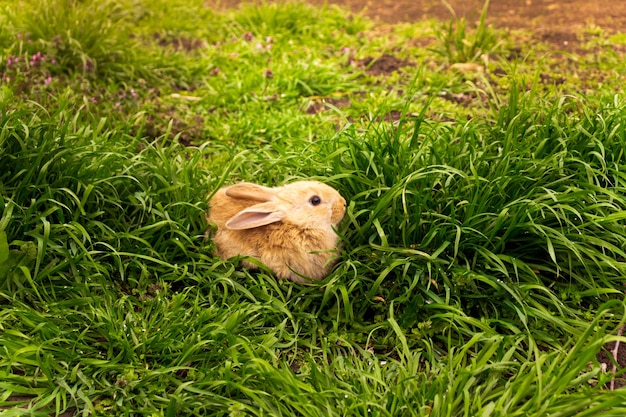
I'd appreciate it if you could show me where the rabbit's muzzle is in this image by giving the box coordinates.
[331,196,347,225]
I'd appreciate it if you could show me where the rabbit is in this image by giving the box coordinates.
[206,180,347,283]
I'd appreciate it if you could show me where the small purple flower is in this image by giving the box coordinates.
[210,67,220,75]
[243,32,254,41]
[265,36,274,43]
[130,88,137,98]
[44,76,52,86]
[90,97,98,103]
[263,68,273,78]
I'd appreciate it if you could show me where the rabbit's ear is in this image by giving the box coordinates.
[225,183,275,202]
[226,203,286,230]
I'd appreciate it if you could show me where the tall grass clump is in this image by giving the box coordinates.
[232,0,365,38]
[0,107,209,296]
[0,0,191,108]
[434,0,503,63]
[6,0,138,79]
[325,91,626,348]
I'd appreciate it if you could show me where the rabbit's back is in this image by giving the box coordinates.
[218,222,338,282]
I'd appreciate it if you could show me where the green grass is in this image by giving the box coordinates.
[1,0,626,415]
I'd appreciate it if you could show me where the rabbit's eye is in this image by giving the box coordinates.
[309,195,322,206]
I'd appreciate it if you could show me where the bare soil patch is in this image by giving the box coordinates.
[596,326,626,389]
[323,0,624,43]
[305,96,351,114]
[210,0,626,49]
[357,54,412,76]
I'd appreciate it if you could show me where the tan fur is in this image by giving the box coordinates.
[206,181,346,283]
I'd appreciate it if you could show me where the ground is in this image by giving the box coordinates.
[213,0,626,48]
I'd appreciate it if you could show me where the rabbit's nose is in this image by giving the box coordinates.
[331,197,347,224]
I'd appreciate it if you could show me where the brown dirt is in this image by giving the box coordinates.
[210,0,626,49]
[357,54,413,76]
[596,326,626,390]
[152,33,205,52]
[319,0,625,44]
[305,96,351,114]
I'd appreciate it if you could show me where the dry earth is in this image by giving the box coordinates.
[211,0,626,48]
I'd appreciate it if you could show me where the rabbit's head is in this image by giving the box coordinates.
[224,181,346,231]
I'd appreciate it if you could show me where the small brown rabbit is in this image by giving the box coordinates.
[206,180,346,283]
